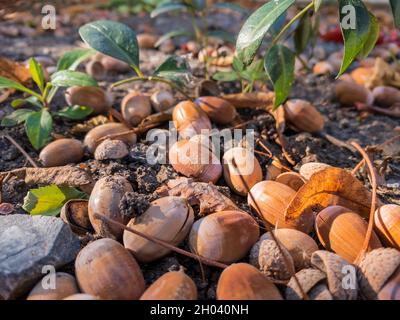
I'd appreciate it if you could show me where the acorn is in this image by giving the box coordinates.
[188,210,260,264]
[84,123,137,154]
[284,99,325,134]
[150,90,175,112]
[275,172,306,191]
[75,238,145,300]
[65,86,113,115]
[350,67,373,86]
[222,147,263,196]
[372,86,400,108]
[60,199,92,235]
[94,138,129,160]
[172,100,212,139]
[85,60,106,81]
[100,55,130,73]
[335,81,374,106]
[315,205,382,263]
[123,196,194,263]
[299,162,332,180]
[137,33,158,49]
[121,92,152,126]
[216,263,283,300]
[248,181,314,233]
[169,139,222,184]
[27,273,79,300]
[195,96,236,125]
[374,204,400,249]
[63,294,99,300]
[39,138,84,167]
[140,270,197,300]
[88,176,133,240]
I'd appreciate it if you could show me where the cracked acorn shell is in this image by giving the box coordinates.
[172,100,212,139]
[84,122,137,154]
[27,273,79,300]
[195,96,236,125]
[169,139,222,184]
[248,181,314,233]
[39,138,84,167]
[299,162,332,180]
[374,204,400,249]
[60,199,92,235]
[188,211,260,264]
[121,91,152,126]
[75,238,145,300]
[315,205,382,263]
[223,147,263,196]
[284,99,325,133]
[275,172,305,191]
[123,196,194,263]
[65,86,113,115]
[140,270,197,300]
[216,263,283,300]
[88,176,133,240]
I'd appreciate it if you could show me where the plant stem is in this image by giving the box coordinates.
[131,64,144,78]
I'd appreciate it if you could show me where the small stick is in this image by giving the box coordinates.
[2,135,38,168]
[351,159,365,176]
[95,123,160,143]
[320,132,357,153]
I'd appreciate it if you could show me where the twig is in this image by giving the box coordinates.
[2,135,38,168]
[320,132,357,153]
[352,159,365,176]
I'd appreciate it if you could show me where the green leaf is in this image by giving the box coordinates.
[313,0,323,12]
[56,105,93,120]
[337,0,371,77]
[189,0,206,10]
[359,12,380,59]
[294,13,313,55]
[390,0,400,28]
[51,70,98,87]
[151,2,187,18]
[24,109,53,150]
[212,2,248,14]
[0,76,36,96]
[29,58,45,92]
[241,59,268,82]
[79,20,139,69]
[212,71,239,82]
[269,11,287,37]
[23,185,87,216]
[1,109,34,127]
[57,48,95,71]
[232,56,244,72]
[155,29,193,47]
[264,44,295,109]
[208,30,236,44]
[236,0,295,66]
[153,55,191,85]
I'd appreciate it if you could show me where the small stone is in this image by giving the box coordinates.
[94,139,129,160]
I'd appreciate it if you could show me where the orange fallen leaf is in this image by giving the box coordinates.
[285,167,374,221]
[0,57,31,83]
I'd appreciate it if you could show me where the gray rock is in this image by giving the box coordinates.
[0,214,80,300]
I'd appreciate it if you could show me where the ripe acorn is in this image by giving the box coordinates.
[85,60,106,81]
[195,96,236,125]
[150,90,175,112]
[84,123,137,154]
[350,67,373,86]
[248,181,314,233]
[374,204,400,249]
[189,211,260,264]
[121,92,152,126]
[63,294,99,300]
[372,86,400,108]
[94,139,129,160]
[75,238,145,300]
[137,33,158,49]
[335,80,374,106]
[123,196,194,263]
[172,100,212,139]
[140,270,197,300]
[88,176,133,240]
[39,138,84,167]
[299,162,332,180]
[65,86,113,115]
[315,205,382,262]
[275,172,306,191]
[222,147,263,196]
[100,55,130,73]
[27,273,79,300]
[216,263,283,300]
[60,199,92,235]
[284,99,325,133]
[169,139,222,184]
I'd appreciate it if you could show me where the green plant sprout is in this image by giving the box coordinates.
[0,51,96,150]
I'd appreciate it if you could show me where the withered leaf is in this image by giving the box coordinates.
[0,57,31,84]
[285,167,373,221]
[221,92,275,109]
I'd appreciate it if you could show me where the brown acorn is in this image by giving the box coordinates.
[39,138,84,167]
[195,96,236,125]
[27,273,79,300]
[121,92,152,126]
[374,204,400,249]
[65,86,113,115]
[372,86,400,108]
[284,99,325,133]
[335,81,374,106]
[60,199,92,235]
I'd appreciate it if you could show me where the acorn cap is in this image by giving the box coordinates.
[285,268,329,300]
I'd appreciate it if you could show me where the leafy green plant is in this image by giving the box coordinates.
[151,0,246,77]
[1,50,96,150]
[234,0,397,109]
[79,19,192,98]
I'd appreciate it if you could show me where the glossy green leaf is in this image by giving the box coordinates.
[51,70,98,87]
[24,109,53,150]
[208,30,236,44]
[0,76,36,96]
[56,105,93,120]
[151,2,187,18]
[29,58,45,92]
[269,11,287,37]
[212,71,239,82]
[390,0,400,28]
[241,59,268,82]
[236,0,295,66]
[264,44,295,109]
[153,55,191,85]
[1,109,34,127]
[155,29,193,47]
[23,185,87,216]
[232,56,244,72]
[359,12,380,59]
[79,20,139,68]
[57,48,95,71]
[337,0,371,77]
[294,13,313,55]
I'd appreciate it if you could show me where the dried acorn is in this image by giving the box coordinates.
[27,273,79,300]
[60,199,92,235]
[65,86,113,115]
[195,96,236,125]
[284,100,325,133]
[374,204,400,249]
[121,92,152,126]
[39,138,84,167]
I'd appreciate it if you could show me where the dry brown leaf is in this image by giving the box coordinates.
[0,57,31,83]
[367,135,400,158]
[285,167,374,221]
[221,92,275,109]
[365,58,400,89]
